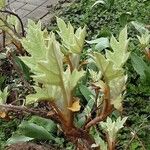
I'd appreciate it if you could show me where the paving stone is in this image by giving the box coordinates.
[22,17,28,26]
[26,6,48,20]
[17,0,47,6]
[6,0,15,4]
[42,0,59,7]
[16,8,30,18]
[5,0,61,26]
[21,3,37,11]
[40,13,54,25]
[9,1,26,11]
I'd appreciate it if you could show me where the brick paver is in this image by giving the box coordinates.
[7,0,59,24]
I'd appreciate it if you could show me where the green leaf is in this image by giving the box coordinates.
[20,21,63,86]
[91,127,108,150]
[95,38,109,51]
[119,12,131,26]
[143,69,150,85]
[14,56,31,81]
[0,87,9,105]
[109,76,127,110]
[57,17,86,54]
[132,21,149,34]
[76,95,95,127]
[89,69,101,82]
[34,34,63,85]
[19,121,54,140]
[25,85,62,104]
[87,37,110,51]
[69,69,84,90]
[137,31,150,47]
[28,116,57,133]
[7,135,33,145]
[25,86,49,104]
[131,53,148,80]
[93,52,123,82]
[106,26,130,68]
[100,117,127,142]
[79,85,94,101]
[0,0,5,9]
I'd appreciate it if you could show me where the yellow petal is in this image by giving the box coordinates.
[68,99,81,112]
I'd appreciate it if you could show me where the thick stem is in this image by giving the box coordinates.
[62,55,75,127]
[85,84,113,129]
[108,140,115,150]
[106,134,116,150]
[64,127,96,150]
[85,106,113,129]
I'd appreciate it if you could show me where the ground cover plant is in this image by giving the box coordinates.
[0,0,150,150]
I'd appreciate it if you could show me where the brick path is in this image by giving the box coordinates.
[6,0,59,24]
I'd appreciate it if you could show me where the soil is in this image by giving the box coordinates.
[5,142,60,150]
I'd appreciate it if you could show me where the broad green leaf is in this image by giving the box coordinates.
[20,21,63,86]
[100,117,127,142]
[79,85,94,101]
[14,56,31,81]
[86,38,105,44]
[69,69,84,90]
[109,76,127,110]
[95,38,109,51]
[34,34,63,85]
[132,21,149,34]
[7,135,33,145]
[144,69,150,85]
[76,95,95,127]
[131,53,148,80]
[25,85,62,104]
[87,37,110,51]
[93,52,123,82]
[25,86,50,104]
[63,68,85,92]
[20,20,47,68]
[106,26,130,68]
[28,116,57,133]
[57,17,86,54]
[19,122,54,140]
